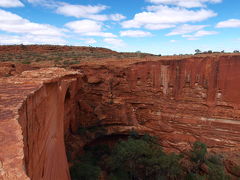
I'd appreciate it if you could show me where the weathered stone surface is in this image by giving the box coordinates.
[1,54,240,179]
[0,62,35,77]
[74,54,240,153]
[0,68,81,180]
[225,159,240,177]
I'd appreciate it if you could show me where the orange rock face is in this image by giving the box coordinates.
[75,55,240,152]
[0,68,81,180]
[1,54,240,179]
[0,62,36,77]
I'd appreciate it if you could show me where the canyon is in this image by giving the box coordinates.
[1,52,240,179]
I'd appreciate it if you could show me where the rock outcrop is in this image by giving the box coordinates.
[76,54,240,152]
[0,68,81,180]
[1,54,240,179]
[0,62,36,77]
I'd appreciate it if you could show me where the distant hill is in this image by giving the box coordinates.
[0,45,155,65]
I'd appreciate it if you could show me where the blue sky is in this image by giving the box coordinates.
[0,0,239,55]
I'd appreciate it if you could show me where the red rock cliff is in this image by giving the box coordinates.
[0,68,81,180]
[75,54,240,152]
[1,54,240,179]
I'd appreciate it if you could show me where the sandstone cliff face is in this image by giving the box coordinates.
[75,55,240,152]
[0,68,81,180]
[1,54,240,180]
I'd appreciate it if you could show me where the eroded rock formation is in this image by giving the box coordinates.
[0,68,81,180]
[75,54,240,152]
[1,54,240,179]
[0,62,36,77]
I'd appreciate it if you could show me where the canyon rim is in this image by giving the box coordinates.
[1,46,240,179]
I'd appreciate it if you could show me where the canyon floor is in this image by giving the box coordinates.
[1,45,240,179]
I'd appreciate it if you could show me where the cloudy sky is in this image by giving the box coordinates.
[0,0,239,54]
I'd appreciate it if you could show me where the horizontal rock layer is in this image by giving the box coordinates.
[1,54,240,179]
[75,54,240,152]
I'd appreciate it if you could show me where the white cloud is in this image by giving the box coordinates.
[56,3,125,21]
[103,38,125,47]
[65,20,116,37]
[0,9,65,36]
[0,34,66,45]
[28,1,126,21]
[183,30,218,40]
[0,0,24,7]
[167,24,207,36]
[120,30,152,37]
[65,20,102,33]
[170,40,176,43]
[216,19,240,28]
[121,20,141,28]
[83,38,97,44]
[27,0,43,2]
[56,4,107,19]
[146,0,222,8]
[109,14,126,21]
[27,0,58,8]
[144,23,175,30]
[122,5,217,29]
[0,9,66,45]
[84,32,116,38]
[193,30,218,36]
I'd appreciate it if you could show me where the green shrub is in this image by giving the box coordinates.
[70,161,100,180]
[85,144,111,161]
[21,60,31,64]
[207,162,229,180]
[207,154,223,165]
[187,142,229,180]
[185,173,206,180]
[190,141,207,164]
[76,127,87,135]
[107,135,182,180]
[69,132,229,180]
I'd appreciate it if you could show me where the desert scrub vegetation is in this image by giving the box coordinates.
[0,45,156,66]
[69,132,229,180]
[21,59,31,64]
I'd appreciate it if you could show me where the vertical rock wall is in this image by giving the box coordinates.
[77,55,240,152]
[18,82,70,180]
[0,68,81,180]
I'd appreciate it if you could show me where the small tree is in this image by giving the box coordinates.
[108,135,182,180]
[191,141,207,164]
[195,49,201,54]
[70,156,101,180]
